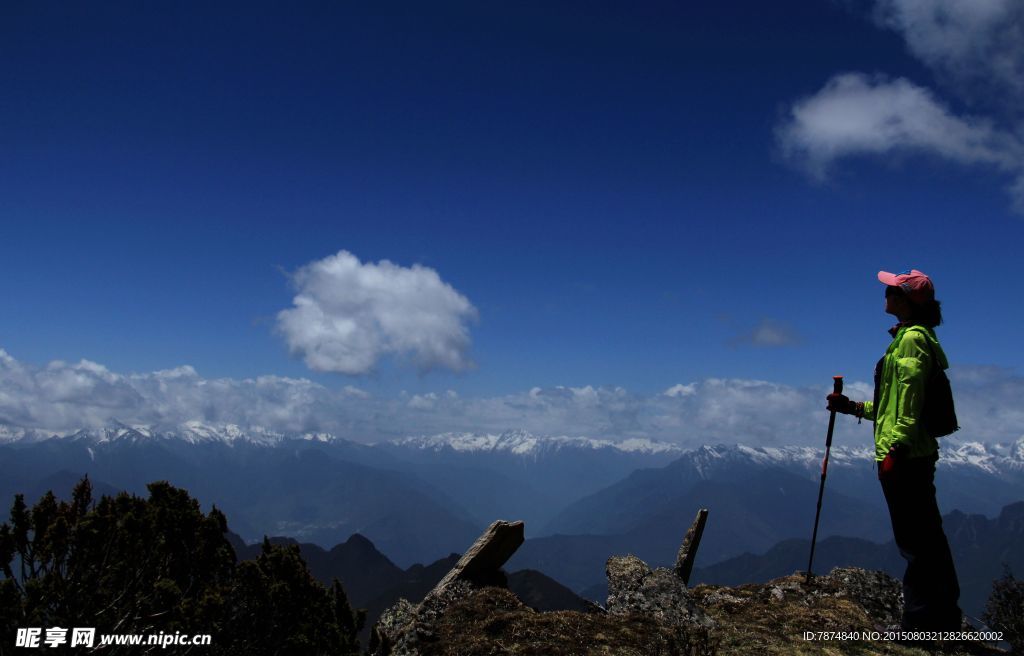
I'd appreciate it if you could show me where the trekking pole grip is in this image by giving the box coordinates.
[832,376,843,395]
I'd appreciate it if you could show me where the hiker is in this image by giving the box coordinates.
[826,269,962,632]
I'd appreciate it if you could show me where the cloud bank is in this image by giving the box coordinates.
[276,251,478,375]
[778,1,1024,213]
[1,349,1020,447]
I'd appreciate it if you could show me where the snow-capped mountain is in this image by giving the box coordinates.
[2,421,1022,571]
[389,429,684,457]
[7,421,1018,475]
[671,440,1024,478]
[375,429,688,532]
[3,423,685,455]
[0,421,349,447]
[520,439,1024,598]
[0,425,55,444]
[0,425,477,568]
[938,438,1024,473]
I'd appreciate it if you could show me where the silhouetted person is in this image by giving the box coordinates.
[827,269,962,632]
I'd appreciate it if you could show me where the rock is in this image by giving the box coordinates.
[371,581,479,655]
[693,570,911,656]
[399,585,714,656]
[372,520,525,655]
[371,559,919,655]
[368,598,416,656]
[699,589,746,606]
[606,554,652,606]
[674,508,709,585]
[424,519,524,603]
[606,555,715,631]
[821,567,903,629]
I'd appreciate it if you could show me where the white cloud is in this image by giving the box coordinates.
[407,393,440,410]
[873,0,1024,102]
[779,74,1020,176]
[778,1,1024,214]
[276,250,478,375]
[342,385,370,399]
[778,74,1024,210]
[663,383,696,398]
[1,349,1021,447]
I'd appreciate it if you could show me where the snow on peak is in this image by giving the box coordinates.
[616,438,685,454]
[0,421,351,448]
[936,439,1024,473]
[179,421,264,444]
[176,422,341,446]
[0,425,38,444]
[299,432,337,443]
[391,431,683,456]
[65,424,156,444]
[1,420,1021,475]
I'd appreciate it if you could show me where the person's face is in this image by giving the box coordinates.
[884,286,911,318]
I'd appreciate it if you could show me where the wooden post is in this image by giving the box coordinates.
[425,520,525,602]
[674,508,709,586]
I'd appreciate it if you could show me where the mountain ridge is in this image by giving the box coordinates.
[4,422,1021,473]
[4,423,1022,573]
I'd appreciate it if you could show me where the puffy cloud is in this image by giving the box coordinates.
[778,1,1024,214]
[276,250,478,375]
[778,75,1023,187]
[663,383,696,398]
[873,0,1024,102]
[1,349,1020,447]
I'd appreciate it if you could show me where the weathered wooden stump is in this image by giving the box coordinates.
[424,519,525,602]
[674,508,708,586]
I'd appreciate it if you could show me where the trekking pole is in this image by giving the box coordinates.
[806,375,842,585]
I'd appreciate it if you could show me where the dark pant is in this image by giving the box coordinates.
[879,456,962,631]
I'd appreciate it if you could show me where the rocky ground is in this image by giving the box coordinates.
[369,520,1008,655]
[372,567,1008,655]
[693,569,1005,655]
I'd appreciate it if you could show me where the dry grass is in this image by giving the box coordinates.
[380,574,1007,655]
[420,587,711,656]
[693,574,1005,656]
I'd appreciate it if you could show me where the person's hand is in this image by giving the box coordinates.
[878,443,907,478]
[826,393,860,415]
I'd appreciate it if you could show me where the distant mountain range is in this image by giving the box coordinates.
[0,424,686,557]
[226,531,590,647]
[2,423,1022,576]
[228,500,1023,635]
[506,440,1024,593]
[0,426,479,567]
[688,501,1024,619]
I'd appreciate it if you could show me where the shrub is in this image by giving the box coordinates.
[0,478,363,655]
[983,568,1024,654]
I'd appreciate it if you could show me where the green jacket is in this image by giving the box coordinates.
[861,325,948,461]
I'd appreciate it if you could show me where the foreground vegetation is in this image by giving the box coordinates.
[0,479,363,655]
[2,480,1021,655]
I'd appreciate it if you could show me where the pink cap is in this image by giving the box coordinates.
[878,269,935,303]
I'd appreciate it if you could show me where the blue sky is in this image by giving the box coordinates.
[2,0,1023,444]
